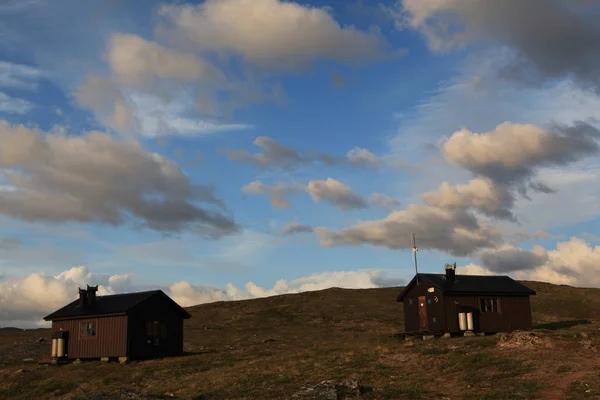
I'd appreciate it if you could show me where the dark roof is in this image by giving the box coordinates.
[397,273,536,301]
[43,290,192,321]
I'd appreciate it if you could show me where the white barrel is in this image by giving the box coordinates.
[458,312,467,330]
[466,312,474,331]
[57,338,65,357]
[51,338,58,358]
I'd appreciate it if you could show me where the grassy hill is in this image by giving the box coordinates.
[1,281,599,399]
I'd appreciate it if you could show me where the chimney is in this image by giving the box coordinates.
[78,287,88,306]
[86,285,98,305]
[78,285,98,306]
[444,262,456,283]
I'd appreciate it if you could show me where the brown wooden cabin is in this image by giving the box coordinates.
[397,263,536,336]
[43,285,191,361]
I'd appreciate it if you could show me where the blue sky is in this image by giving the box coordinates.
[1,0,600,327]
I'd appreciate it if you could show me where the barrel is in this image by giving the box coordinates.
[57,338,65,357]
[466,312,474,331]
[51,339,58,358]
[458,312,467,330]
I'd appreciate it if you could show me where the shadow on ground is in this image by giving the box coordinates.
[534,319,592,330]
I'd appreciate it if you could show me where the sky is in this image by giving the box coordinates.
[1,0,600,328]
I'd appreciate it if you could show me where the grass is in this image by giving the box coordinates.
[1,282,600,399]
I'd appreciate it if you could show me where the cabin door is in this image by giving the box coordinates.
[418,296,428,330]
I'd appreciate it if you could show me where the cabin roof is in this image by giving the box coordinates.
[43,290,192,321]
[397,273,537,301]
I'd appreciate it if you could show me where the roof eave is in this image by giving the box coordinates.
[396,274,443,302]
[445,290,536,296]
[44,312,128,322]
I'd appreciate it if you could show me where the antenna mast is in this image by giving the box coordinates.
[412,233,419,284]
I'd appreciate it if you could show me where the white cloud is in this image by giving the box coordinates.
[0,266,135,325]
[0,121,239,237]
[0,92,34,114]
[158,0,390,71]
[421,177,515,220]
[242,180,306,209]
[369,193,401,211]
[107,34,225,87]
[316,204,502,257]
[396,0,600,91]
[347,147,381,167]
[0,266,405,328]
[442,121,600,185]
[458,237,600,288]
[0,61,44,90]
[306,178,367,210]
[456,263,495,276]
[76,0,395,135]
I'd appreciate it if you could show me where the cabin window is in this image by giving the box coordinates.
[80,321,96,337]
[146,320,168,339]
[480,298,500,313]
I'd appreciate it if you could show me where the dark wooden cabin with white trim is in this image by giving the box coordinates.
[397,263,536,336]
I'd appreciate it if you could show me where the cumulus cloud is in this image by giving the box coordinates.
[282,221,314,234]
[479,245,549,273]
[456,263,496,276]
[442,121,600,185]
[347,147,381,167]
[0,266,405,327]
[429,122,600,221]
[316,204,502,257]
[228,136,305,170]
[306,178,367,210]
[458,237,600,288]
[227,136,384,171]
[369,193,401,211]
[0,121,239,238]
[242,180,306,209]
[421,177,515,220]
[0,266,135,326]
[396,0,600,91]
[107,34,226,87]
[76,0,395,134]
[157,0,390,71]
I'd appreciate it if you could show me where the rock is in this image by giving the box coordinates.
[22,358,34,363]
[262,338,277,344]
[292,381,338,400]
[37,337,45,343]
[292,376,362,399]
[165,392,176,397]
[15,369,26,374]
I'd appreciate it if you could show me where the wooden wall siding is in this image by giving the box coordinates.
[402,281,446,332]
[52,315,128,358]
[444,295,532,333]
[127,294,185,359]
